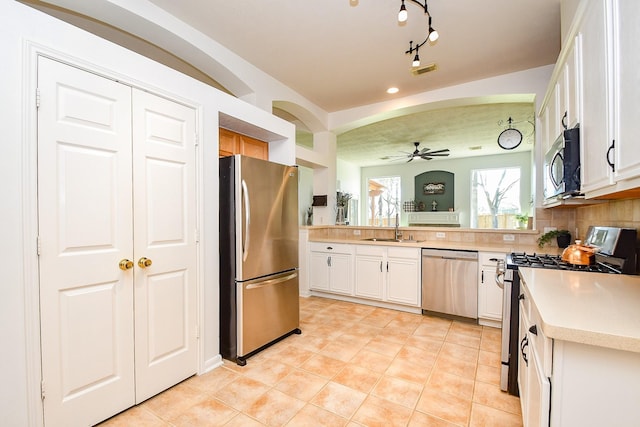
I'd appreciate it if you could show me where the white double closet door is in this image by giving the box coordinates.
[37,56,198,426]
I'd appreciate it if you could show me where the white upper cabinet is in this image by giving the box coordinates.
[540,0,640,200]
[579,0,614,194]
[611,0,640,184]
[579,0,640,197]
[539,23,581,154]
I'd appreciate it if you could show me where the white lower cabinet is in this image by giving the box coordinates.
[355,245,420,307]
[519,277,640,427]
[309,243,354,295]
[518,291,551,427]
[354,246,384,300]
[478,252,504,326]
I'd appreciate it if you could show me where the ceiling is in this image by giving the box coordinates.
[337,102,536,167]
[145,0,561,166]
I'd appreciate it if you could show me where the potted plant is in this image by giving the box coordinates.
[515,213,530,229]
[537,229,572,249]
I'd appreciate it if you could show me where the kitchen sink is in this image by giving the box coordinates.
[361,238,423,243]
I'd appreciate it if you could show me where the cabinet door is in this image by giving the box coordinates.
[525,341,551,427]
[478,265,503,321]
[386,257,420,306]
[518,300,530,422]
[612,0,640,182]
[547,82,560,145]
[240,134,269,160]
[355,255,384,300]
[565,39,581,129]
[579,0,614,193]
[309,252,330,291]
[328,253,353,295]
[219,128,239,157]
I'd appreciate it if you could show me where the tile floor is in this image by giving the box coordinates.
[99,296,522,426]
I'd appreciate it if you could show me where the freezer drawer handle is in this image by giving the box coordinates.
[245,271,298,289]
[241,179,251,262]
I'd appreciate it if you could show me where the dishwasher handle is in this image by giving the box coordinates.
[422,248,478,261]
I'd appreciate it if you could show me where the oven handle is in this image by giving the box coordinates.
[492,258,505,289]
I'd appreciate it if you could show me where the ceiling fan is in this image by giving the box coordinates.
[391,142,451,162]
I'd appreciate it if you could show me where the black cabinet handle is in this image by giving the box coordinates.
[520,335,529,367]
[518,293,525,300]
[386,261,389,272]
[489,258,499,262]
[561,111,568,130]
[327,256,332,267]
[481,270,484,283]
[380,261,383,272]
[607,140,615,172]
[529,325,538,335]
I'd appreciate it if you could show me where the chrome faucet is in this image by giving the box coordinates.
[395,213,402,240]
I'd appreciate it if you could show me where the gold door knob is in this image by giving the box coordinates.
[119,259,134,271]
[138,257,153,268]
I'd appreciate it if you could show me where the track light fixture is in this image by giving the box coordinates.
[398,0,408,22]
[397,0,439,67]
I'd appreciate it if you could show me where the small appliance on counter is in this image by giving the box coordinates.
[219,155,300,366]
[495,225,637,396]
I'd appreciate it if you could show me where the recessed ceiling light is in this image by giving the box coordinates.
[387,87,399,94]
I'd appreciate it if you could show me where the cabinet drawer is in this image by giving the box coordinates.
[356,245,385,256]
[309,242,354,254]
[387,246,420,260]
[479,251,505,266]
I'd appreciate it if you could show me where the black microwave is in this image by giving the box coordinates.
[543,126,581,202]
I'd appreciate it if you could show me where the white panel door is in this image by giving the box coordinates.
[37,56,135,426]
[38,58,199,425]
[132,89,198,403]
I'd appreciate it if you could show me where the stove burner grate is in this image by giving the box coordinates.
[508,252,622,274]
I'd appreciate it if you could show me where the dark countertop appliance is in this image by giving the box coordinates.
[219,155,300,365]
[497,226,637,396]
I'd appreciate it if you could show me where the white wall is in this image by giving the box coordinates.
[0,3,294,425]
[361,151,532,227]
[298,165,314,224]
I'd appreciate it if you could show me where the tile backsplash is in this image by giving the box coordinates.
[537,199,640,241]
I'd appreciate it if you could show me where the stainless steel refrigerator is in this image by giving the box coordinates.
[219,155,300,365]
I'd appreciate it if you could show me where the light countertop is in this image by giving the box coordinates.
[308,237,550,254]
[519,267,640,353]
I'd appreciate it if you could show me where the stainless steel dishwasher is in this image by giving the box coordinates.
[421,248,479,320]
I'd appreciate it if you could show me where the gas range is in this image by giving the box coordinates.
[499,226,637,397]
[507,252,625,274]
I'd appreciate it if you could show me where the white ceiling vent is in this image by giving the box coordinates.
[411,63,438,76]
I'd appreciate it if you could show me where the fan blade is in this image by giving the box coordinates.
[425,149,450,155]
[420,156,433,160]
[419,148,430,154]
[407,157,414,163]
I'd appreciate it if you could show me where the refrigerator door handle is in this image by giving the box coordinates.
[241,179,250,262]
[245,271,298,289]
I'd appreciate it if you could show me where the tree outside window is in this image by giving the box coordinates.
[367,176,401,226]
[471,168,521,229]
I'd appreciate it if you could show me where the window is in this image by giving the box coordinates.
[471,168,521,229]
[367,176,400,226]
